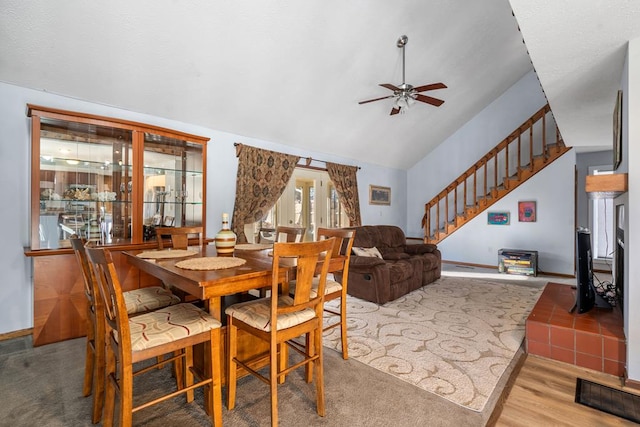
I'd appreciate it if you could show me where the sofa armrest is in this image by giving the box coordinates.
[350,255,387,270]
[405,244,438,255]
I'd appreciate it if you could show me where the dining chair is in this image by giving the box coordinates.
[70,235,182,424]
[226,238,336,427]
[154,226,204,302]
[311,227,355,359]
[85,246,223,427]
[154,226,204,250]
[275,225,306,243]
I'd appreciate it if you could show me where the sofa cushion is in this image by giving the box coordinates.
[352,246,383,258]
[388,260,414,283]
[382,252,410,261]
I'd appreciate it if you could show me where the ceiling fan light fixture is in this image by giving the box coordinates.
[395,94,415,110]
[358,35,446,115]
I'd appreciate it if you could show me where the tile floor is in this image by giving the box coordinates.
[525,282,625,376]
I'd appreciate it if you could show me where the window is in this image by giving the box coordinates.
[245,168,349,242]
[589,166,614,261]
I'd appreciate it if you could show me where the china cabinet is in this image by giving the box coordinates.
[24,105,209,345]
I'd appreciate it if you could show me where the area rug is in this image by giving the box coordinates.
[322,275,544,412]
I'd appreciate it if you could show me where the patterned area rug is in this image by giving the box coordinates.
[323,275,544,412]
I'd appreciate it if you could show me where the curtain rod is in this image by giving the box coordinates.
[233,142,360,170]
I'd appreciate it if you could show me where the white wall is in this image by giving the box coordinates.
[407,70,576,274]
[623,38,640,381]
[0,81,407,334]
[438,152,575,274]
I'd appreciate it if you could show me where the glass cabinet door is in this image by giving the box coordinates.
[142,133,204,236]
[29,105,208,251]
[37,117,133,249]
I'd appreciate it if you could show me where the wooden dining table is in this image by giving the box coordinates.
[123,244,284,321]
[123,241,346,389]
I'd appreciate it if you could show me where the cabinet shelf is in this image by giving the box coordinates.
[28,104,209,250]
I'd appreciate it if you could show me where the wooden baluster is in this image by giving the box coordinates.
[463,175,468,215]
[454,184,458,227]
[445,190,449,234]
[483,159,487,205]
[493,150,500,197]
[529,122,534,172]
[517,134,522,182]
[436,197,440,240]
[506,140,511,189]
[542,112,547,161]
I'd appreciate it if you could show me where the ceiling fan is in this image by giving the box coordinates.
[359,35,447,115]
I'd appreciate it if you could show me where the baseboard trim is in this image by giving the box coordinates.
[0,328,32,342]
[442,259,575,278]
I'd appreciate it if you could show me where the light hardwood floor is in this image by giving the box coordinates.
[494,354,639,426]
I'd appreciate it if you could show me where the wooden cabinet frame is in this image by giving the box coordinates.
[25,105,210,345]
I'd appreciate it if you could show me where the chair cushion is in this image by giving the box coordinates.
[124,286,181,315]
[225,296,316,332]
[290,276,343,298]
[127,303,221,352]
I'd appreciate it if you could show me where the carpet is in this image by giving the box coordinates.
[576,378,640,423]
[323,275,544,412]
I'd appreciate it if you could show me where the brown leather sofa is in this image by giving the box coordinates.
[334,225,441,304]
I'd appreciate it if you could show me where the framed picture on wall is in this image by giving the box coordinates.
[487,211,510,225]
[369,185,391,205]
[518,201,536,222]
[613,90,622,170]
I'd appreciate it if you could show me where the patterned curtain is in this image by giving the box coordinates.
[231,144,300,243]
[326,162,362,226]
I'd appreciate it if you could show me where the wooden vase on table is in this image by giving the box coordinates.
[215,213,236,254]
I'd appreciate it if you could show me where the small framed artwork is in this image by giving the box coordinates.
[518,201,536,222]
[487,211,510,225]
[613,90,623,170]
[369,185,391,206]
[163,216,175,227]
[152,214,162,226]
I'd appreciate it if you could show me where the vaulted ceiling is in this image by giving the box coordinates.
[1,1,638,170]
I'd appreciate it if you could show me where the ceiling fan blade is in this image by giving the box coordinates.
[390,107,401,115]
[358,95,395,105]
[413,83,447,92]
[380,83,400,92]
[415,94,445,107]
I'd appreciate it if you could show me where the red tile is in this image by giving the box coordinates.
[574,318,600,333]
[603,359,625,376]
[603,336,626,363]
[576,331,602,356]
[550,326,575,350]
[527,340,551,358]
[526,321,550,343]
[550,314,575,328]
[601,322,625,339]
[550,346,575,364]
[576,352,603,372]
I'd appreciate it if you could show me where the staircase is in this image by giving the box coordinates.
[422,104,571,244]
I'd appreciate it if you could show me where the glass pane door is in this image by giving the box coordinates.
[38,117,133,248]
[143,133,204,240]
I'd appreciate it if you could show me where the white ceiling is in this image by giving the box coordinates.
[1,1,638,170]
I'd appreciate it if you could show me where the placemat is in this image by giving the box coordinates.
[175,256,247,270]
[136,249,199,259]
[234,243,273,251]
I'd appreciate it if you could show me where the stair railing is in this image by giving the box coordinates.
[422,104,567,243]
